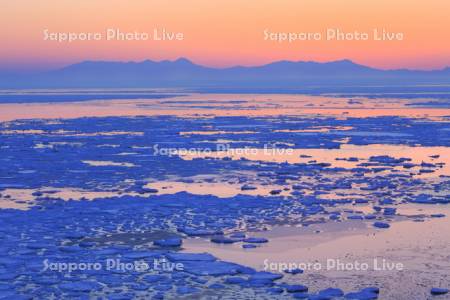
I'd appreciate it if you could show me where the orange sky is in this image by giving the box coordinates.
[0,0,449,71]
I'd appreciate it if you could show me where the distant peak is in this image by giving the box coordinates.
[173,57,193,64]
[331,59,356,65]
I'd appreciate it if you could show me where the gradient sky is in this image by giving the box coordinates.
[1,0,449,72]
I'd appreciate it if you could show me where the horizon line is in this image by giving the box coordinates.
[2,57,450,75]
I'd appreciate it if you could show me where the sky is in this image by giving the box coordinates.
[0,0,449,72]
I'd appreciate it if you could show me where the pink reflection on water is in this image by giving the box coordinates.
[179,144,450,178]
[183,204,450,299]
[0,93,449,122]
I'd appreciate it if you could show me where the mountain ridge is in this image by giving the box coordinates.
[2,58,450,88]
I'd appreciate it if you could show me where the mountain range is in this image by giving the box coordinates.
[1,58,450,88]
